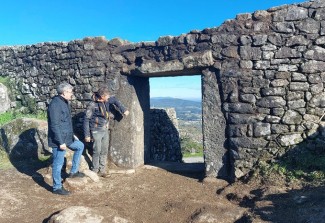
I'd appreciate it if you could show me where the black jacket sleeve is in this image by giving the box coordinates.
[108,96,127,114]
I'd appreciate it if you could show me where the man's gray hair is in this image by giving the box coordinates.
[57,82,73,95]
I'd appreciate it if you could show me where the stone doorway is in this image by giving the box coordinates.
[128,62,229,179]
[149,75,204,178]
[142,69,228,179]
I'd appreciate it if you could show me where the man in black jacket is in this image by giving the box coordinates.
[83,86,129,177]
[47,83,85,195]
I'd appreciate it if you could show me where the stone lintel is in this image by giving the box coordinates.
[133,51,213,77]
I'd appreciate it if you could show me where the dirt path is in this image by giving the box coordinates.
[0,164,324,223]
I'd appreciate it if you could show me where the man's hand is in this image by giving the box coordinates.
[123,110,129,116]
[60,143,67,150]
[85,137,91,142]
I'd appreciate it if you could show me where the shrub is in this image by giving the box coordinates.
[180,136,203,157]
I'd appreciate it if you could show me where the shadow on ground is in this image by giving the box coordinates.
[6,128,53,192]
[146,161,206,181]
[238,185,325,223]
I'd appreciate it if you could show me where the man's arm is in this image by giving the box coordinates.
[109,96,128,115]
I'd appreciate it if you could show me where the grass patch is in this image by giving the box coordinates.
[182,151,203,158]
[258,150,325,184]
[0,76,11,86]
[0,111,47,126]
[181,136,202,153]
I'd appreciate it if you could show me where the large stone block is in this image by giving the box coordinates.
[228,113,265,124]
[285,6,308,21]
[296,18,320,34]
[278,133,303,146]
[0,83,10,114]
[273,22,295,33]
[289,82,309,91]
[282,110,303,125]
[0,118,49,159]
[310,92,325,107]
[275,47,301,58]
[256,96,286,108]
[228,124,248,137]
[229,137,268,149]
[271,124,289,134]
[261,87,286,96]
[239,46,262,60]
[304,46,325,61]
[253,122,271,137]
[223,102,255,113]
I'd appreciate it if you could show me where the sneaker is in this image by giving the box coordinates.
[68,171,85,178]
[53,187,70,196]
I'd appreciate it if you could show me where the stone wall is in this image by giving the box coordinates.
[0,38,150,169]
[150,108,182,162]
[1,0,325,179]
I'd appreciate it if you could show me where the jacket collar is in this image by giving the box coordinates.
[57,95,69,104]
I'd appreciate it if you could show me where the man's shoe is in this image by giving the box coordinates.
[53,187,70,195]
[68,171,85,178]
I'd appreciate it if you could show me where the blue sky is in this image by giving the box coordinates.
[0,0,306,100]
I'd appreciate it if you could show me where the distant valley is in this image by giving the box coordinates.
[150,97,203,144]
[150,97,202,121]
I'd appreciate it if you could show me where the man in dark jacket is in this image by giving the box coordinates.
[83,86,129,177]
[48,83,85,195]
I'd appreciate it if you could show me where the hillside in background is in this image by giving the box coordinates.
[150,97,203,145]
[150,97,202,121]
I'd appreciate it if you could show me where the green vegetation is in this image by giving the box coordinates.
[0,76,47,126]
[182,151,203,158]
[181,136,203,157]
[258,150,325,184]
[0,76,11,86]
[0,76,16,101]
[0,111,47,126]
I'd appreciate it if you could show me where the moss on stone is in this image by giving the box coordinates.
[0,149,13,170]
[0,118,45,157]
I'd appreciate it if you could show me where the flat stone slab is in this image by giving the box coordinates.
[109,169,135,175]
[145,161,205,174]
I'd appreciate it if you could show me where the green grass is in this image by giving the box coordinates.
[0,76,11,86]
[182,151,204,158]
[0,111,47,126]
[258,150,325,183]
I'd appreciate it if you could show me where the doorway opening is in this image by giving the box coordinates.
[149,75,204,179]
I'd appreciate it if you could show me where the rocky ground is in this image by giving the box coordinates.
[0,160,324,223]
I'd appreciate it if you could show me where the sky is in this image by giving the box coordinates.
[0,0,307,100]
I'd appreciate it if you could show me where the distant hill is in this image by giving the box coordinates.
[150,97,202,121]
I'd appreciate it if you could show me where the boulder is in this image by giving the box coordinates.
[47,206,104,223]
[0,118,49,159]
[47,206,133,223]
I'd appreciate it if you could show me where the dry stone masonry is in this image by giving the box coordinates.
[1,0,325,180]
[150,108,182,162]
